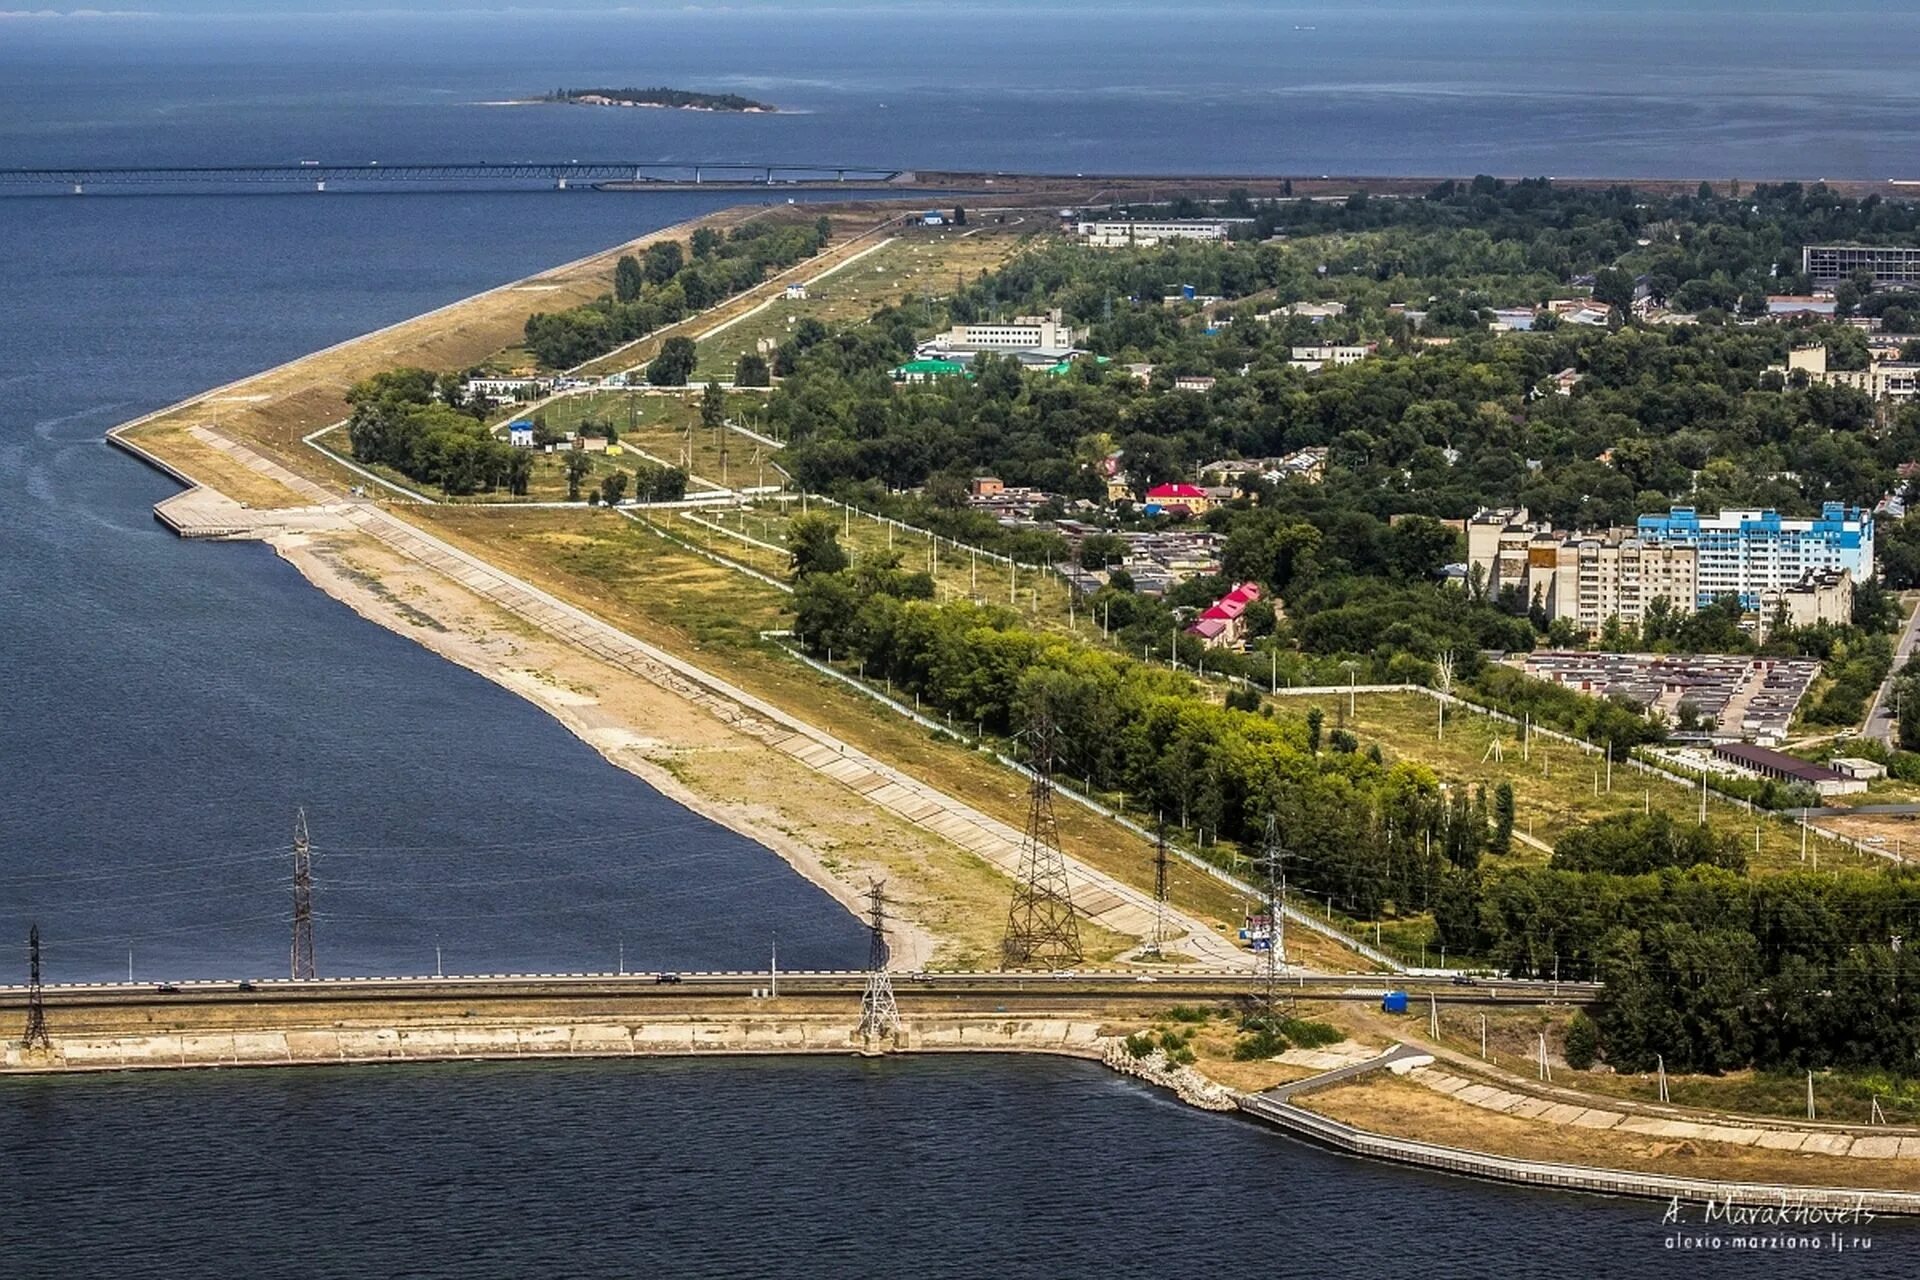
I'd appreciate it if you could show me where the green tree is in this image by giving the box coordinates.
[643,240,685,285]
[951,206,967,226]
[614,254,645,303]
[1492,781,1515,855]
[1564,1011,1600,1069]
[734,352,771,387]
[599,470,630,506]
[565,450,590,502]
[701,380,726,431]
[690,226,723,259]
[1305,706,1324,755]
[787,512,849,579]
[649,336,698,386]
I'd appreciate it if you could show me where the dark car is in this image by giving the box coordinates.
[1450,974,1477,987]
[155,983,181,994]
[236,981,257,993]
[655,973,682,984]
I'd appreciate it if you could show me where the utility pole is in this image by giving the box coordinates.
[857,880,899,1041]
[23,924,51,1053]
[771,931,779,999]
[1656,1053,1669,1103]
[1003,703,1083,967]
[1479,1013,1487,1060]
[291,807,316,981]
[1260,813,1289,1016]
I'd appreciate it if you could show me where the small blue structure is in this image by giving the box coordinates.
[507,420,536,448]
[1381,990,1409,1014]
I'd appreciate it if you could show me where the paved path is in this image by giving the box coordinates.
[1259,1042,1431,1101]
[1865,597,1920,743]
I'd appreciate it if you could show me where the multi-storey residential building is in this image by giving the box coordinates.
[1775,345,1920,401]
[1634,505,1875,608]
[1803,244,1920,289]
[1465,509,1698,634]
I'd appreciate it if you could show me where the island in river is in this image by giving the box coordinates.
[540,86,777,112]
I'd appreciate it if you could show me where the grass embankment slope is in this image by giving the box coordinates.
[412,505,1360,970]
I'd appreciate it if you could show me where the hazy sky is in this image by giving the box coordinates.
[1,0,1882,15]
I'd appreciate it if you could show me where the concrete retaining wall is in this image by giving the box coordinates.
[2,1014,1111,1076]
[1238,1092,1920,1214]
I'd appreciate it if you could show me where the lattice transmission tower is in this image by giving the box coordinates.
[1260,812,1292,1018]
[1141,817,1172,961]
[23,923,51,1053]
[1002,705,1082,968]
[291,807,316,981]
[857,879,900,1041]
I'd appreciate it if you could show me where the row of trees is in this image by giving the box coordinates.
[346,369,527,496]
[1436,845,1920,1074]
[524,217,830,369]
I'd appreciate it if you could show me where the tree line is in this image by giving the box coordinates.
[524,217,830,370]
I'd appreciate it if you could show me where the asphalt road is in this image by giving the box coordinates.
[1863,594,1920,743]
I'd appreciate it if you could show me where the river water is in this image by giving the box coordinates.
[4,6,1918,1272]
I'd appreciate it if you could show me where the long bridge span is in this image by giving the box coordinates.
[0,160,907,194]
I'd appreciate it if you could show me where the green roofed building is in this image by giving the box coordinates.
[892,358,971,383]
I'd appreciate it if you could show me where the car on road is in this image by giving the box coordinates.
[654,972,682,984]
[154,983,180,994]
[236,980,257,992]
[1450,974,1478,987]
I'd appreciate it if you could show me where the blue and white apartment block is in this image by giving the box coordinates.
[1634,504,1874,608]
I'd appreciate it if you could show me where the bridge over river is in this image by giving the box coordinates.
[0,161,907,195]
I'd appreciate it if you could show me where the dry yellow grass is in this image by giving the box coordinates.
[1303,1074,1920,1192]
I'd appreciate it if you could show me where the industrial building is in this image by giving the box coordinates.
[1712,742,1866,797]
[1803,244,1920,289]
[933,314,1076,354]
[1077,219,1234,246]
[1633,504,1874,608]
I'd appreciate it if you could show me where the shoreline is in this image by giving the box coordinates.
[262,526,938,970]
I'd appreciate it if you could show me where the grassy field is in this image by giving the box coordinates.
[1273,691,1882,874]
[683,498,1090,632]
[503,390,782,493]
[691,226,1032,381]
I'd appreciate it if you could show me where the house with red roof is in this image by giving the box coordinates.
[1144,482,1213,516]
[1186,581,1263,649]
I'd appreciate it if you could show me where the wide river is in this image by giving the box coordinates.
[4,6,1918,1272]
